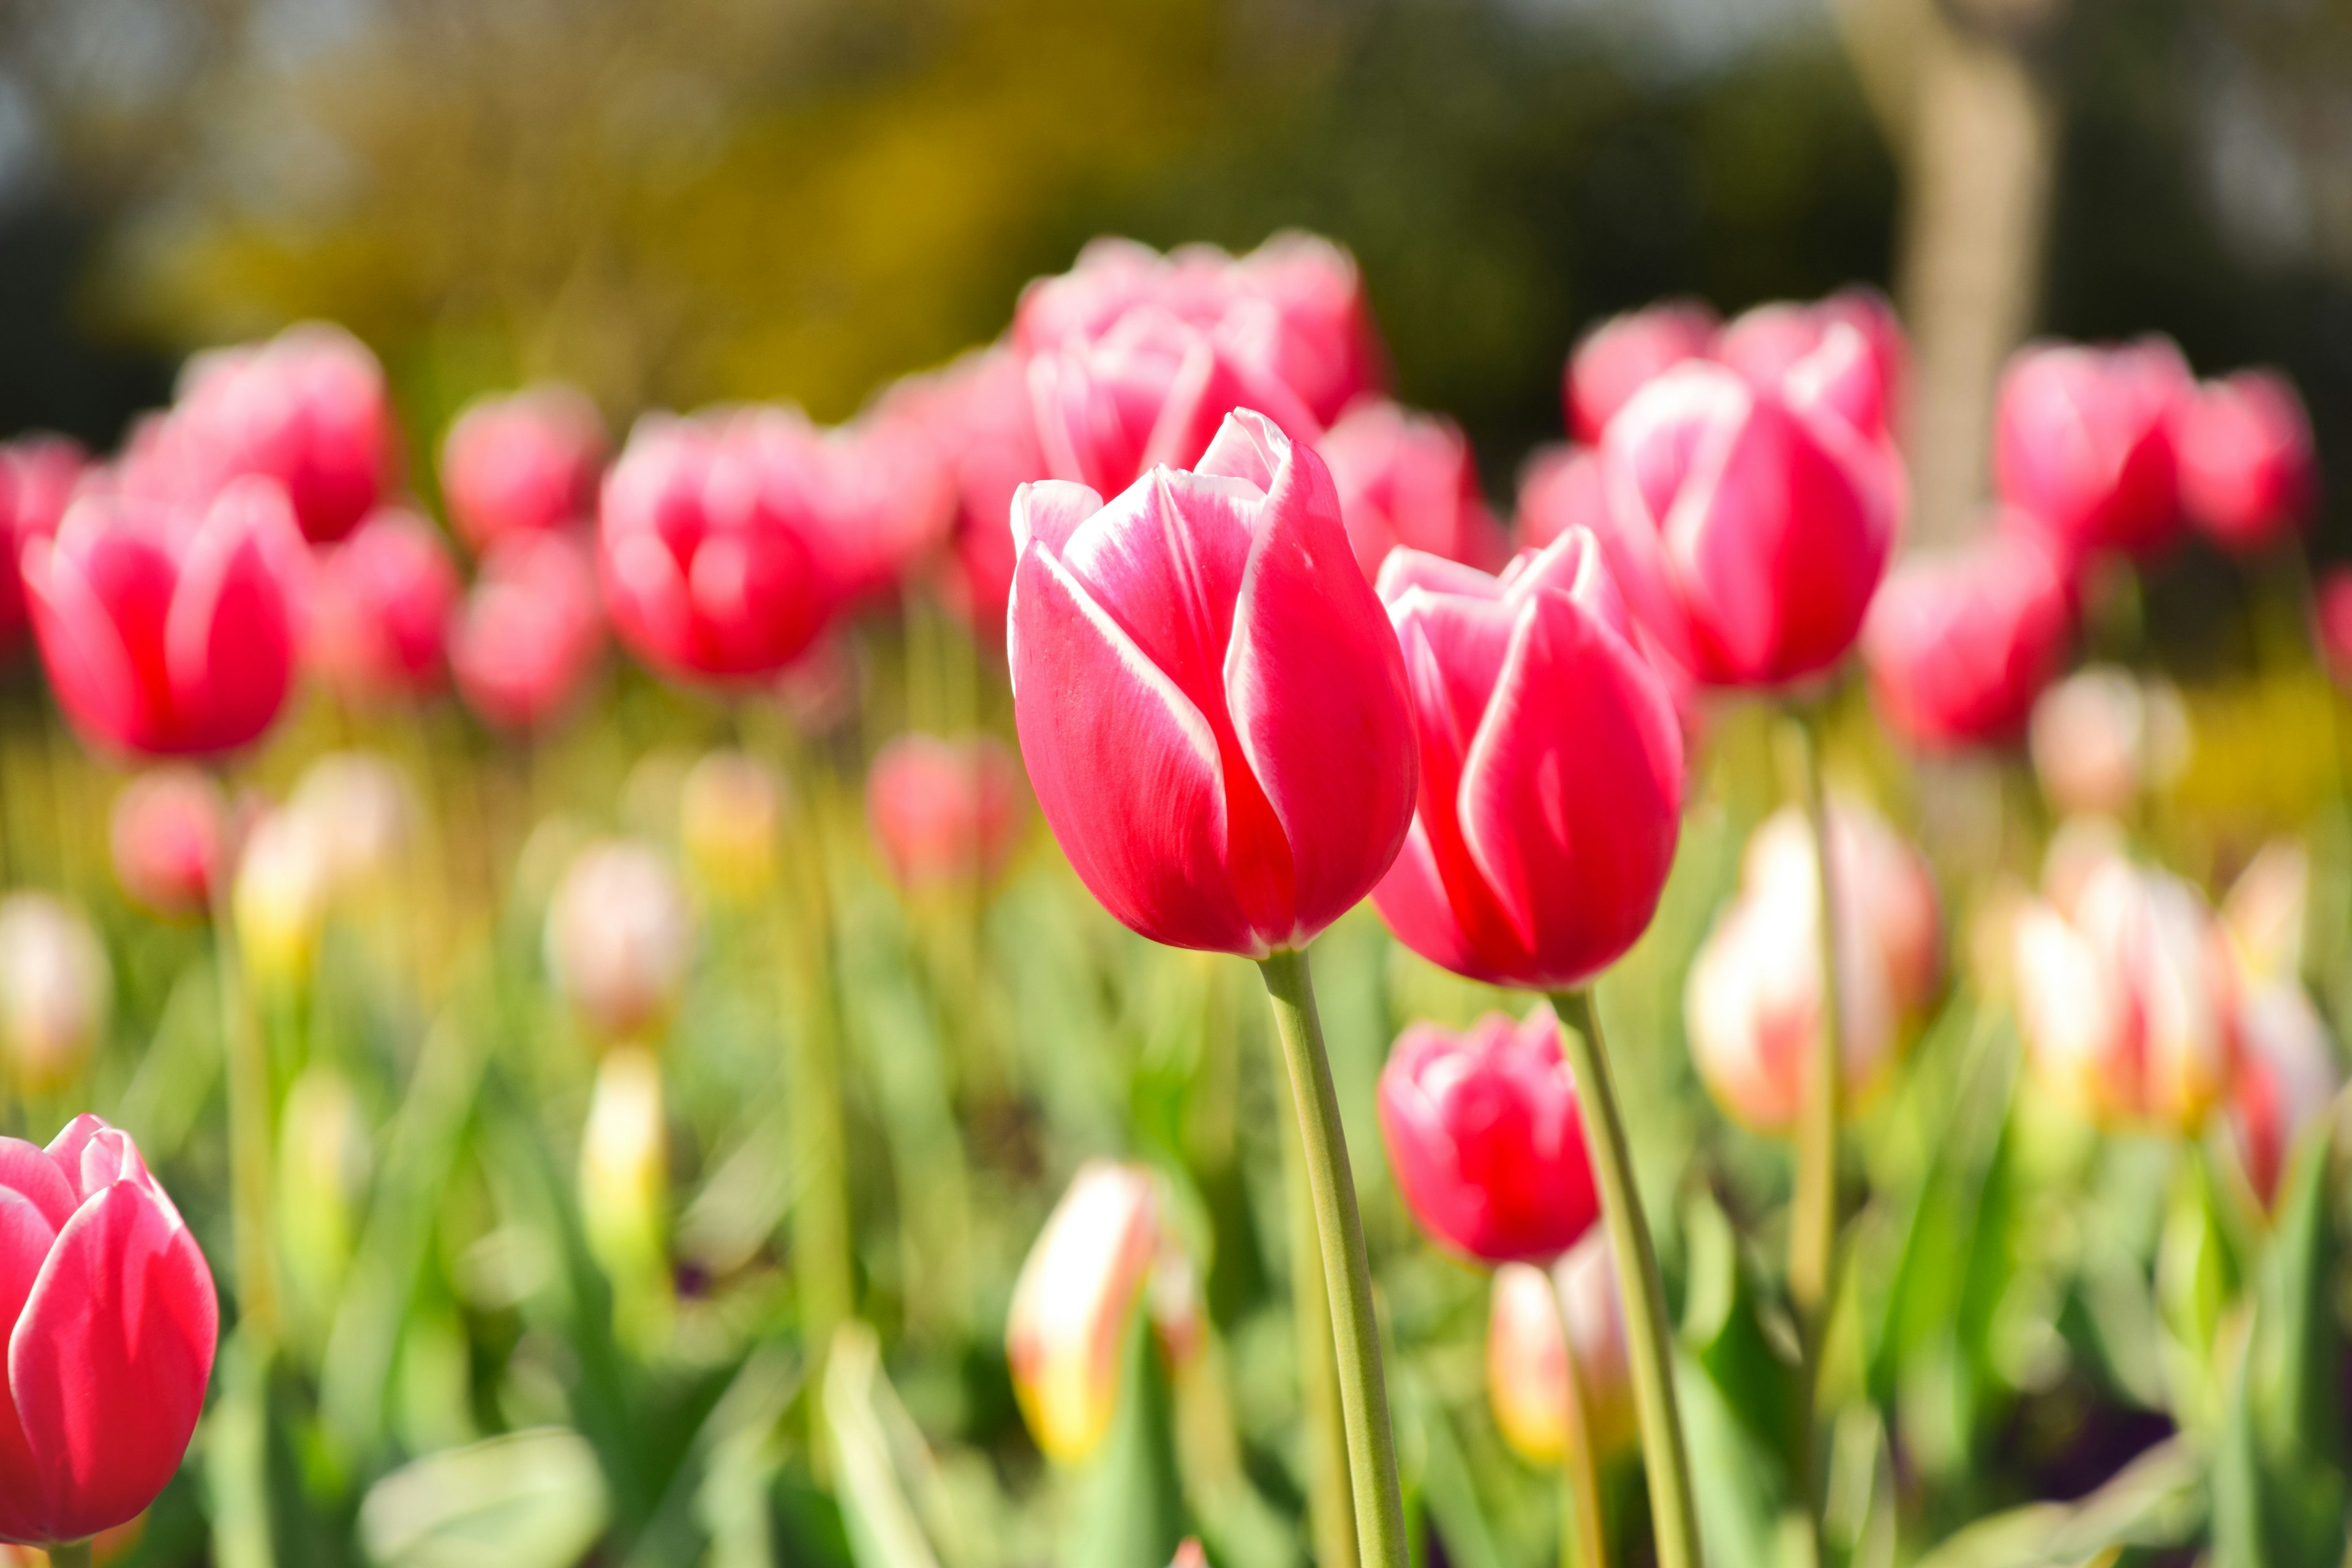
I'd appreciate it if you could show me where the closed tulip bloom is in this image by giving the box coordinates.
[0,1116,217,1548]
[1006,410,1417,956]
[448,529,605,733]
[26,481,304,760]
[1512,444,1607,552]
[2229,984,2339,1205]
[1594,339,1899,688]
[1862,526,2074,750]
[874,350,1048,640]
[1005,1161,1161,1463]
[1714,288,1906,437]
[2317,567,2352,690]
[1370,529,1681,989]
[232,807,334,989]
[1379,1003,1600,1264]
[544,840,695,1044]
[108,769,228,920]
[2011,857,2238,1131]
[0,436,88,650]
[290,751,417,900]
[1487,1232,1634,1467]
[2175,369,2318,553]
[678,750,784,903]
[0,895,110,1095]
[1318,399,1505,583]
[580,1044,669,1293]
[2027,665,2190,818]
[815,405,959,604]
[1564,300,1718,445]
[1994,339,2192,560]
[440,385,608,550]
[1686,801,1940,1134]
[867,734,1025,891]
[306,508,462,704]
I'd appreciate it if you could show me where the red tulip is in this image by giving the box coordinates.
[1714,288,1905,437]
[306,508,461,704]
[0,1116,217,1549]
[1594,344,1899,688]
[1370,529,1682,989]
[2317,568,2352,689]
[2229,983,2338,1205]
[875,350,1049,641]
[24,480,304,759]
[1378,1002,1600,1265]
[867,734,1026,891]
[108,770,227,920]
[1512,445,1607,552]
[2174,369,2318,553]
[0,437,88,650]
[1563,300,1717,445]
[1317,399,1505,582]
[1861,524,2074,750]
[448,529,603,732]
[1006,410,1416,956]
[140,323,398,544]
[1994,338,2192,560]
[439,384,608,551]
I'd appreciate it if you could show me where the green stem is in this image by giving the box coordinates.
[46,1542,92,1568]
[208,807,279,1348]
[1257,948,1408,1568]
[1550,988,1702,1568]
[1277,1071,1357,1568]
[1785,703,1843,1566]
[1552,1273,1608,1568]
[785,794,855,1463]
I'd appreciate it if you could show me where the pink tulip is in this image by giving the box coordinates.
[2317,567,2352,690]
[1370,529,1682,989]
[439,385,608,550]
[2174,369,2318,553]
[1487,1233,1634,1467]
[2026,666,2189,819]
[1994,338,2192,560]
[447,529,604,733]
[1594,345,1899,688]
[543,840,695,1043]
[819,405,959,604]
[1512,445,1607,552]
[108,771,227,920]
[0,1116,217,1549]
[25,480,304,760]
[1378,1002,1599,1264]
[1006,410,1416,957]
[867,734,1026,891]
[2229,984,2339,1205]
[875,350,1049,641]
[1563,300,1718,444]
[1714,288,1906,437]
[1317,399,1505,582]
[0,437,88,650]
[306,508,462,704]
[1861,524,2074,750]
[1686,801,1940,1134]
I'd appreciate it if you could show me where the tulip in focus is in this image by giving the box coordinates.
[0,1117,217,1549]
[1564,300,1717,444]
[0,895,110,1095]
[679,750,785,903]
[1316,399,1505,582]
[2174,369,2317,554]
[2027,665,2190,818]
[108,769,229,920]
[1512,444,1607,552]
[1994,339,2191,561]
[2228,984,2339,1206]
[26,481,305,758]
[867,734,1025,891]
[0,435,87,650]
[1378,1003,1600,1264]
[1005,1161,1161,1463]
[440,384,608,549]
[1861,525,2074,750]
[448,529,605,732]
[544,840,695,1043]
[1487,1232,1634,1467]
[1006,410,1417,956]
[1686,801,1940,1134]
[306,508,462,704]
[1371,529,1682,989]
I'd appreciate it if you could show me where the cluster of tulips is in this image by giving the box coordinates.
[0,223,2341,1568]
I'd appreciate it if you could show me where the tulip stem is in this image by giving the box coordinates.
[1552,1280,1608,1568]
[1785,702,1843,1565]
[1278,1070,1358,1568]
[1550,987,1702,1568]
[47,1544,91,1568]
[1257,948,1408,1568]
[783,783,856,1472]
[208,810,280,1348]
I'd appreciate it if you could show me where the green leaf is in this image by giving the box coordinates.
[1910,1437,2203,1568]
[358,1428,610,1568]
[1063,1311,1188,1568]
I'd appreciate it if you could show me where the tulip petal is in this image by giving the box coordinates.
[1009,481,1103,559]
[601,529,696,669]
[1371,818,1503,984]
[167,488,296,755]
[0,1186,61,1544]
[0,1135,76,1233]
[10,1180,218,1544]
[23,536,159,756]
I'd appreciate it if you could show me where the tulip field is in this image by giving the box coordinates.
[1,230,2349,1568]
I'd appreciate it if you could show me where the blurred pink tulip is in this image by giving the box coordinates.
[866,734,1025,891]
[2175,369,2318,553]
[1006,410,1416,957]
[820,404,959,604]
[1594,345,1899,687]
[1862,525,2074,750]
[108,770,228,920]
[544,840,695,1044]
[1563,300,1717,445]
[1005,1161,1161,1463]
[2229,984,2338,1205]
[439,385,608,550]
[1487,1232,1634,1467]
[2222,839,2309,987]
[1714,288,1906,437]
[1512,444,1607,552]
[1317,398,1505,582]
[0,895,110,1096]
[0,1116,217,1549]
[448,529,604,733]
[2317,567,2352,688]
[1378,1002,1599,1265]
[875,349,1049,641]
[0,436,88,650]
[25,480,305,760]
[1371,529,1682,989]
[2027,666,2188,818]
[306,507,462,704]
[1994,339,2192,560]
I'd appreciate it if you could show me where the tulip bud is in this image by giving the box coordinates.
[1006,1161,1161,1463]
[1994,338,2191,561]
[0,1116,217,1547]
[679,750,785,903]
[290,750,418,903]
[2222,839,2309,987]
[1379,1003,1599,1264]
[440,384,608,549]
[1862,526,2075,752]
[305,507,462,704]
[1564,300,1718,444]
[233,807,334,990]
[1167,1540,1208,1568]
[2027,666,2190,818]
[109,769,228,920]
[2228,984,2339,1207]
[579,1045,670,1303]
[1513,443,1606,552]
[448,527,605,733]
[2175,369,2316,554]
[0,895,110,1095]
[544,840,695,1043]
[1487,1232,1635,1468]
[1685,800,1940,1134]
[1317,399,1505,583]
[866,734,1025,892]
